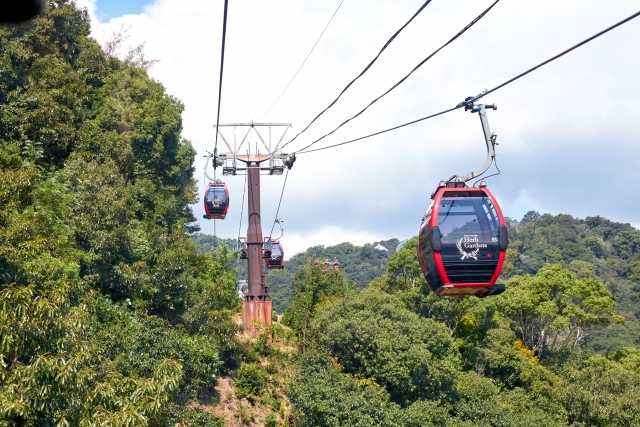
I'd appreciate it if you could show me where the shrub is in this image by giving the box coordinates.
[235,364,268,401]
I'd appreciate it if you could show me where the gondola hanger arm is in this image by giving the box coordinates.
[203,152,217,180]
[269,218,284,241]
[454,98,498,183]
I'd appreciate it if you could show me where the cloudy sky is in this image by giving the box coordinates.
[77,0,640,256]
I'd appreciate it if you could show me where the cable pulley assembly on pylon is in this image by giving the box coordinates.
[418,99,507,298]
[212,122,295,176]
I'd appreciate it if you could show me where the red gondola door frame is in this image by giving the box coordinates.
[429,186,506,296]
[203,181,229,220]
[264,241,284,269]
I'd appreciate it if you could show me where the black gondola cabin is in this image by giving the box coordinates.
[418,184,508,297]
[203,181,229,220]
[265,241,284,269]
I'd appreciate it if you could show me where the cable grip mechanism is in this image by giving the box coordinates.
[452,96,499,183]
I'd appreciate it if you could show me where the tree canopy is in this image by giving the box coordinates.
[286,239,640,426]
[1,2,237,425]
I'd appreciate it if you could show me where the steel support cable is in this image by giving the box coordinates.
[294,0,500,154]
[280,0,435,150]
[270,169,289,237]
[298,106,458,154]
[213,0,229,157]
[258,0,345,122]
[297,8,640,155]
[467,8,640,104]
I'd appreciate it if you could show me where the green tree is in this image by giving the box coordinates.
[0,2,235,424]
[282,264,355,351]
[557,356,640,426]
[385,237,423,292]
[309,290,461,406]
[289,352,402,427]
[628,260,640,282]
[499,264,623,357]
[370,238,482,338]
[612,230,640,259]
[450,372,567,427]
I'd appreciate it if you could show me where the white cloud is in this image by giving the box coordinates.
[78,0,640,248]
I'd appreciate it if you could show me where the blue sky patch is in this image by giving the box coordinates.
[95,0,152,21]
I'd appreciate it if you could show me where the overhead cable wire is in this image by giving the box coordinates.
[298,106,458,154]
[467,8,640,104]
[258,0,345,122]
[270,169,289,237]
[280,0,435,150]
[294,0,500,154]
[213,0,229,156]
[297,8,640,155]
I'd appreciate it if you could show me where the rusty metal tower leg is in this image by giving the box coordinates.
[242,162,272,337]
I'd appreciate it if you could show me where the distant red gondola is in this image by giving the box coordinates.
[264,241,284,269]
[418,182,508,297]
[203,180,229,220]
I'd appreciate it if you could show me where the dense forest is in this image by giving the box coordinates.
[192,234,400,313]
[196,213,640,353]
[0,2,237,424]
[502,213,640,352]
[192,216,640,426]
[3,2,640,426]
[279,230,639,426]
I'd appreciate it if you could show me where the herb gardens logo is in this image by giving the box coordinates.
[456,235,487,260]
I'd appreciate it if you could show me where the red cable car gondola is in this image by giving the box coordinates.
[264,241,284,269]
[418,183,508,297]
[203,180,229,220]
[417,100,508,297]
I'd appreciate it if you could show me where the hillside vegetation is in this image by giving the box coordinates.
[192,234,400,313]
[197,214,640,352]
[278,235,639,426]
[1,2,237,424]
[502,213,640,352]
[193,213,640,425]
